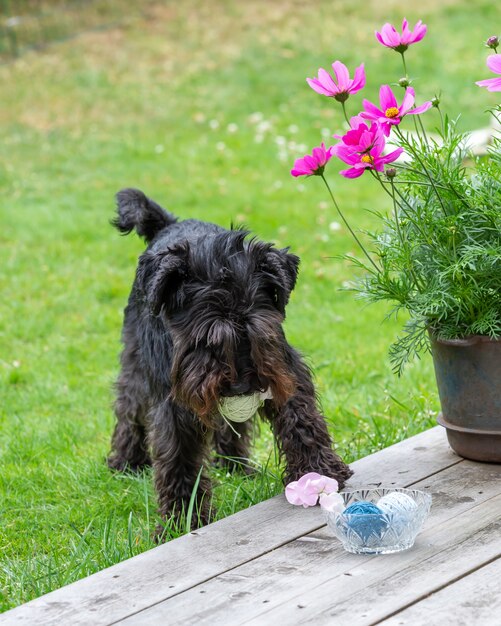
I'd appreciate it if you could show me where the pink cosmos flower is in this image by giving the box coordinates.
[285,472,339,507]
[360,85,432,136]
[333,128,404,179]
[476,54,501,92]
[290,143,334,177]
[333,116,381,153]
[376,18,427,53]
[307,61,365,102]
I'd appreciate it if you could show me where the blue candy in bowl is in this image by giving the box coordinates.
[327,488,432,554]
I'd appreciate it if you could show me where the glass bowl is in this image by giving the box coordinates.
[325,487,432,554]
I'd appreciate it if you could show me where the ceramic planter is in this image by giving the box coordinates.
[430,334,501,463]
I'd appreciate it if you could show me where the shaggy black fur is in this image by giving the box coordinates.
[108,188,353,535]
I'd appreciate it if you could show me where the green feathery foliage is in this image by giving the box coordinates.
[354,112,501,374]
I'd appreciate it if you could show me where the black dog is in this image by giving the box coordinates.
[107,189,352,534]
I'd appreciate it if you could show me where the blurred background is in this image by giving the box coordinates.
[0,0,498,611]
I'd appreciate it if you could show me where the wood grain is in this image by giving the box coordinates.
[379,556,501,626]
[115,460,501,626]
[0,427,455,625]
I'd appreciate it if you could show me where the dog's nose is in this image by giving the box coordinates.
[226,381,252,397]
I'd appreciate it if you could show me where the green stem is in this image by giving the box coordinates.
[392,163,433,176]
[412,115,421,138]
[394,126,448,215]
[436,104,445,136]
[388,178,403,243]
[417,115,429,146]
[400,52,408,78]
[385,178,452,191]
[341,101,350,126]
[391,163,469,210]
[371,171,433,245]
[320,174,380,273]
[389,178,423,293]
[372,171,425,293]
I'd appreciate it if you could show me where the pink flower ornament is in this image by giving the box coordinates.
[319,492,345,514]
[476,54,501,92]
[285,472,339,507]
[290,143,333,177]
[307,61,365,102]
[376,18,427,53]
[361,85,432,135]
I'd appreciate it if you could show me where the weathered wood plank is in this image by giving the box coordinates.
[278,510,501,624]
[115,460,501,626]
[245,500,501,624]
[347,426,459,490]
[0,427,457,625]
[379,556,501,626]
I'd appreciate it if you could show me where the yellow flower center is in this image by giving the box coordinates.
[385,106,400,118]
[361,154,374,164]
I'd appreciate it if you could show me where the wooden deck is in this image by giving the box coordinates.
[2,426,501,625]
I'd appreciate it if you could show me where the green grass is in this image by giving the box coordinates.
[0,0,152,61]
[0,0,498,612]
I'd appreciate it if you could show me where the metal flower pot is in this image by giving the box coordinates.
[430,335,501,462]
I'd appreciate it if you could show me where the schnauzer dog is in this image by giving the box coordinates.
[107,188,352,533]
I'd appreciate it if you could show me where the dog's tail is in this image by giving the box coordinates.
[112,188,177,243]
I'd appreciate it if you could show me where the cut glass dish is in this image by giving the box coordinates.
[326,487,432,554]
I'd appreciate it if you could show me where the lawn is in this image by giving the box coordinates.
[0,0,498,612]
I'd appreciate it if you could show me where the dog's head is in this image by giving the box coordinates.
[137,230,299,424]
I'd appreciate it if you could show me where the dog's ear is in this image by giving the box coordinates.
[137,244,189,315]
[260,248,300,314]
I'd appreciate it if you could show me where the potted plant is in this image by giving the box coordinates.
[291,20,501,461]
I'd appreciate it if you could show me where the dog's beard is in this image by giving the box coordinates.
[170,349,227,426]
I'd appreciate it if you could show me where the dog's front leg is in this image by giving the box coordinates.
[263,349,353,489]
[148,400,213,539]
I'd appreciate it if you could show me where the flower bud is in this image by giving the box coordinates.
[431,96,440,108]
[385,167,397,179]
[398,77,410,88]
[486,35,499,50]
